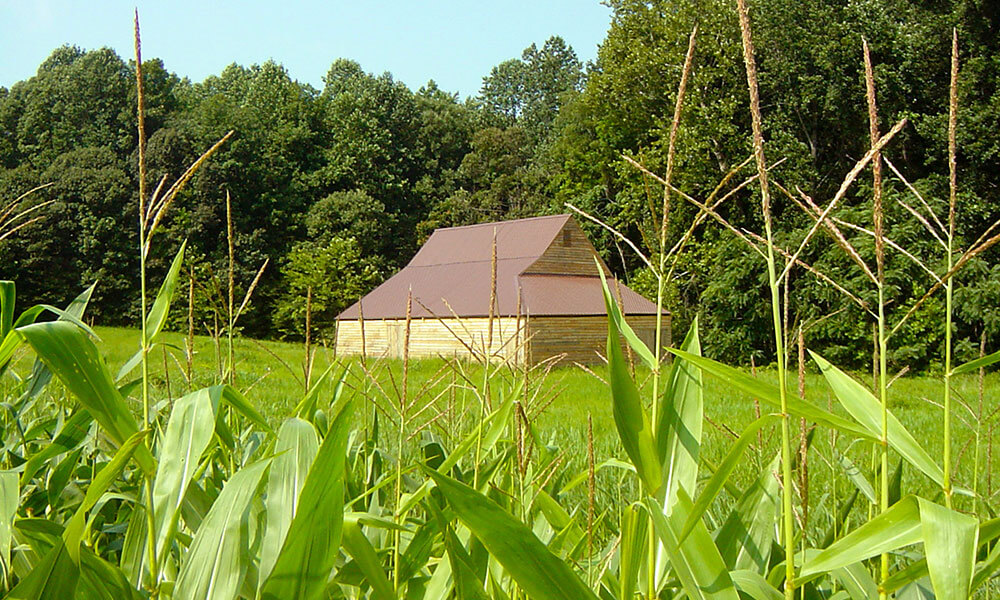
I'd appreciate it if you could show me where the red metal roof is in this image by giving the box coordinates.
[338,214,663,320]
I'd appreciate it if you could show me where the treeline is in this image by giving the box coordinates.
[1,0,998,370]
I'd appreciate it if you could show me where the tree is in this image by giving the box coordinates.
[272,236,380,340]
[315,60,424,265]
[480,36,584,143]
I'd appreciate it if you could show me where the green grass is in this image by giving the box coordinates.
[19,325,994,509]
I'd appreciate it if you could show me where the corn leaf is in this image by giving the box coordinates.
[342,519,395,600]
[144,240,186,346]
[668,348,872,441]
[260,401,353,600]
[259,418,319,585]
[680,415,777,542]
[951,348,1000,375]
[16,321,154,474]
[23,283,96,400]
[63,430,148,564]
[0,470,17,585]
[730,570,782,600]
[78,551,144,600]
[426,469,600,600]
[0,305,43,373]
[212,384,272,433]
[644,491,740,600]
[837,452,877,506]
[619,502,647,600]
[596,262,658,370]
[831,563,879,600]
[599,272,662,494]
[811,353,944,486]
[658,318,703,514]
[152,387,218,560]
[21,411,93,486]
[4,539,78,600]
[715,454,780,574]
[917,498,978,600]
[174,459,271,600]
[440,522,490,600]
[798,496,922,581]
[0,281,14,339]
[400,392,514,515]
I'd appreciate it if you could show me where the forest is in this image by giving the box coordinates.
[1,0,998,371]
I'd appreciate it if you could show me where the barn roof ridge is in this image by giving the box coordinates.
[427,212,571,233]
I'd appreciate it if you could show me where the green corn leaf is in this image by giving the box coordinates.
[260,401,353,600]
[11,430,147,600]
[596,261,658,370]
[798,496,922,581]
[917,498,978,600]
[658,318,703,514]
[212,384,272,433]
[396,520,436,584]
[0,470,17,585]
[831,563,879,600]
[973,535,1000,592]
[152,387,218,560]
[715,454,781,574]
[837,452,877,505]
[644,491,740,600]
[0,281,14,339]
[618,502,647,600]
[63,429,148,564]
[144,240,187,346]
[426,469,600,600]
[811,352,944,486]
[667,347,873,441]
[559,458,634,494]
[951,348,1000,375]
[886,517,1000,594]
[21,411,93,486]
[174,458,271,600]
[0,305,43,373]
[78,551,144,600]
[16,321,154,474]
[259,418,319,585]
[47,447,82,508]
[730,570,782,600]
[440,522,491,600]
[23,283,96,401]
[680,415,777,542]
[599,270,662,494]
[400,392,514,515]
[293,362,340,420]
[342,519,395,600]
[4,539,78,600]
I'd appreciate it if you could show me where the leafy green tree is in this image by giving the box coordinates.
[480,36,583,143]
[315,59,424,264]
[305,189,395,259]
[273,236,380,340]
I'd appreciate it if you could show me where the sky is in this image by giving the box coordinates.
[0,1,612,98]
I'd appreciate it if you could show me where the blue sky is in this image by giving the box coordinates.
[0,1,611,98]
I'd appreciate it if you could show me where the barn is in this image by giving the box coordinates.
[335,214,665,365]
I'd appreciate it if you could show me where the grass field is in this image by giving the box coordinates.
[26,325,995,509]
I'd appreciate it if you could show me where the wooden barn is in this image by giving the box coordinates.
[335,214,665,365]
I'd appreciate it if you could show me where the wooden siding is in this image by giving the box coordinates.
[336,317,524,363]
[337,313,668,366]
[522,219,610,277]
[527,315,664,365]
